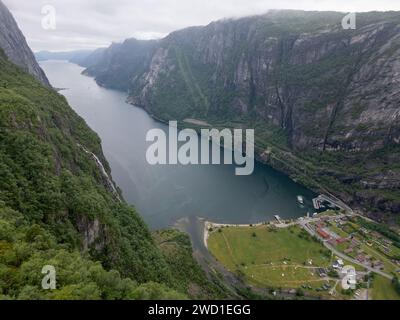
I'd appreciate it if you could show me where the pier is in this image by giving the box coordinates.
[312,194,353,214]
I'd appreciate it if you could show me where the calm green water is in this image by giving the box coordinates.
[41,60,316,229]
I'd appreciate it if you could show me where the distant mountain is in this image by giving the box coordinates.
[84,10,400,221]
[78,47,107,67]
[84,38,157,91]
[0,0,50,86]
[35,48,106,68]
[36,50,91,64]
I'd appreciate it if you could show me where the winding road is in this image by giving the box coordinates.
[301,220,393,280]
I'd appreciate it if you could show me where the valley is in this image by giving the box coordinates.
[82,10,400,222]
[40,60,316,230]
[1,0,399,302]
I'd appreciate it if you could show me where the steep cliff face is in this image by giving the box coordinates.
[0,51,223,299]
[0,0,50,86]
[84,38,157,91]
[0,47,173,285]
[86,10,400,220]
[130,11,400,153]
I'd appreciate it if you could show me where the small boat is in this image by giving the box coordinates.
[297,195,304,205]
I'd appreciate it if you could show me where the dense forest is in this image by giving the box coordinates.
[0,48,224,299]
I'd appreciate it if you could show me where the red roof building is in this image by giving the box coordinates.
[317,228,330,239]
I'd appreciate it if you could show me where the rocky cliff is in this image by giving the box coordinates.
[129,11,400,152]
[86,10,400,221]
[84,38,157,91]
[0,0,50,86]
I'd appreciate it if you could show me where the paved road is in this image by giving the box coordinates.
[323,241,393,280]
[301,221,393,280]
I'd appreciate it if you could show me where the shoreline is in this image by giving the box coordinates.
[80,63,359,222]
[202,207,354,250]
[126,102,353,212]
[70,58,377,228]
[84,68,358,220]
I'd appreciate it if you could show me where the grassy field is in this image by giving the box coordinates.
[208,225,332,290]
[361,244,399,274]
[370,275,400,300]
[245,265,334,289]
[326,223,349,238]
[207,219,400,299]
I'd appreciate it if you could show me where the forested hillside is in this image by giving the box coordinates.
[0,47,223,299]
[85,10,400,222]
[0,0,228,299]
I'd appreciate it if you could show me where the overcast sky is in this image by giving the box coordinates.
[4,0,400,52]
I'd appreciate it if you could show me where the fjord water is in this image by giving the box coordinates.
[41,60,316,229]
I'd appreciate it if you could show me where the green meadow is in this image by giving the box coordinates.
[208,225,332,289]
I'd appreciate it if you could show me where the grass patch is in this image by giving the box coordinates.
[370,275,400,300]
[208,225,331,289]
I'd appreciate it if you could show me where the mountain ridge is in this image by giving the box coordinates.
[35,49,107,68]
[84,10,400,221]
[0,1,50,86]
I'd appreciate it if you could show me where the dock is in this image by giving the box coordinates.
[313,197,322,210]
[312,194,352,213]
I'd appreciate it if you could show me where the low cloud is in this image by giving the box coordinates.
[4,0,400,51]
